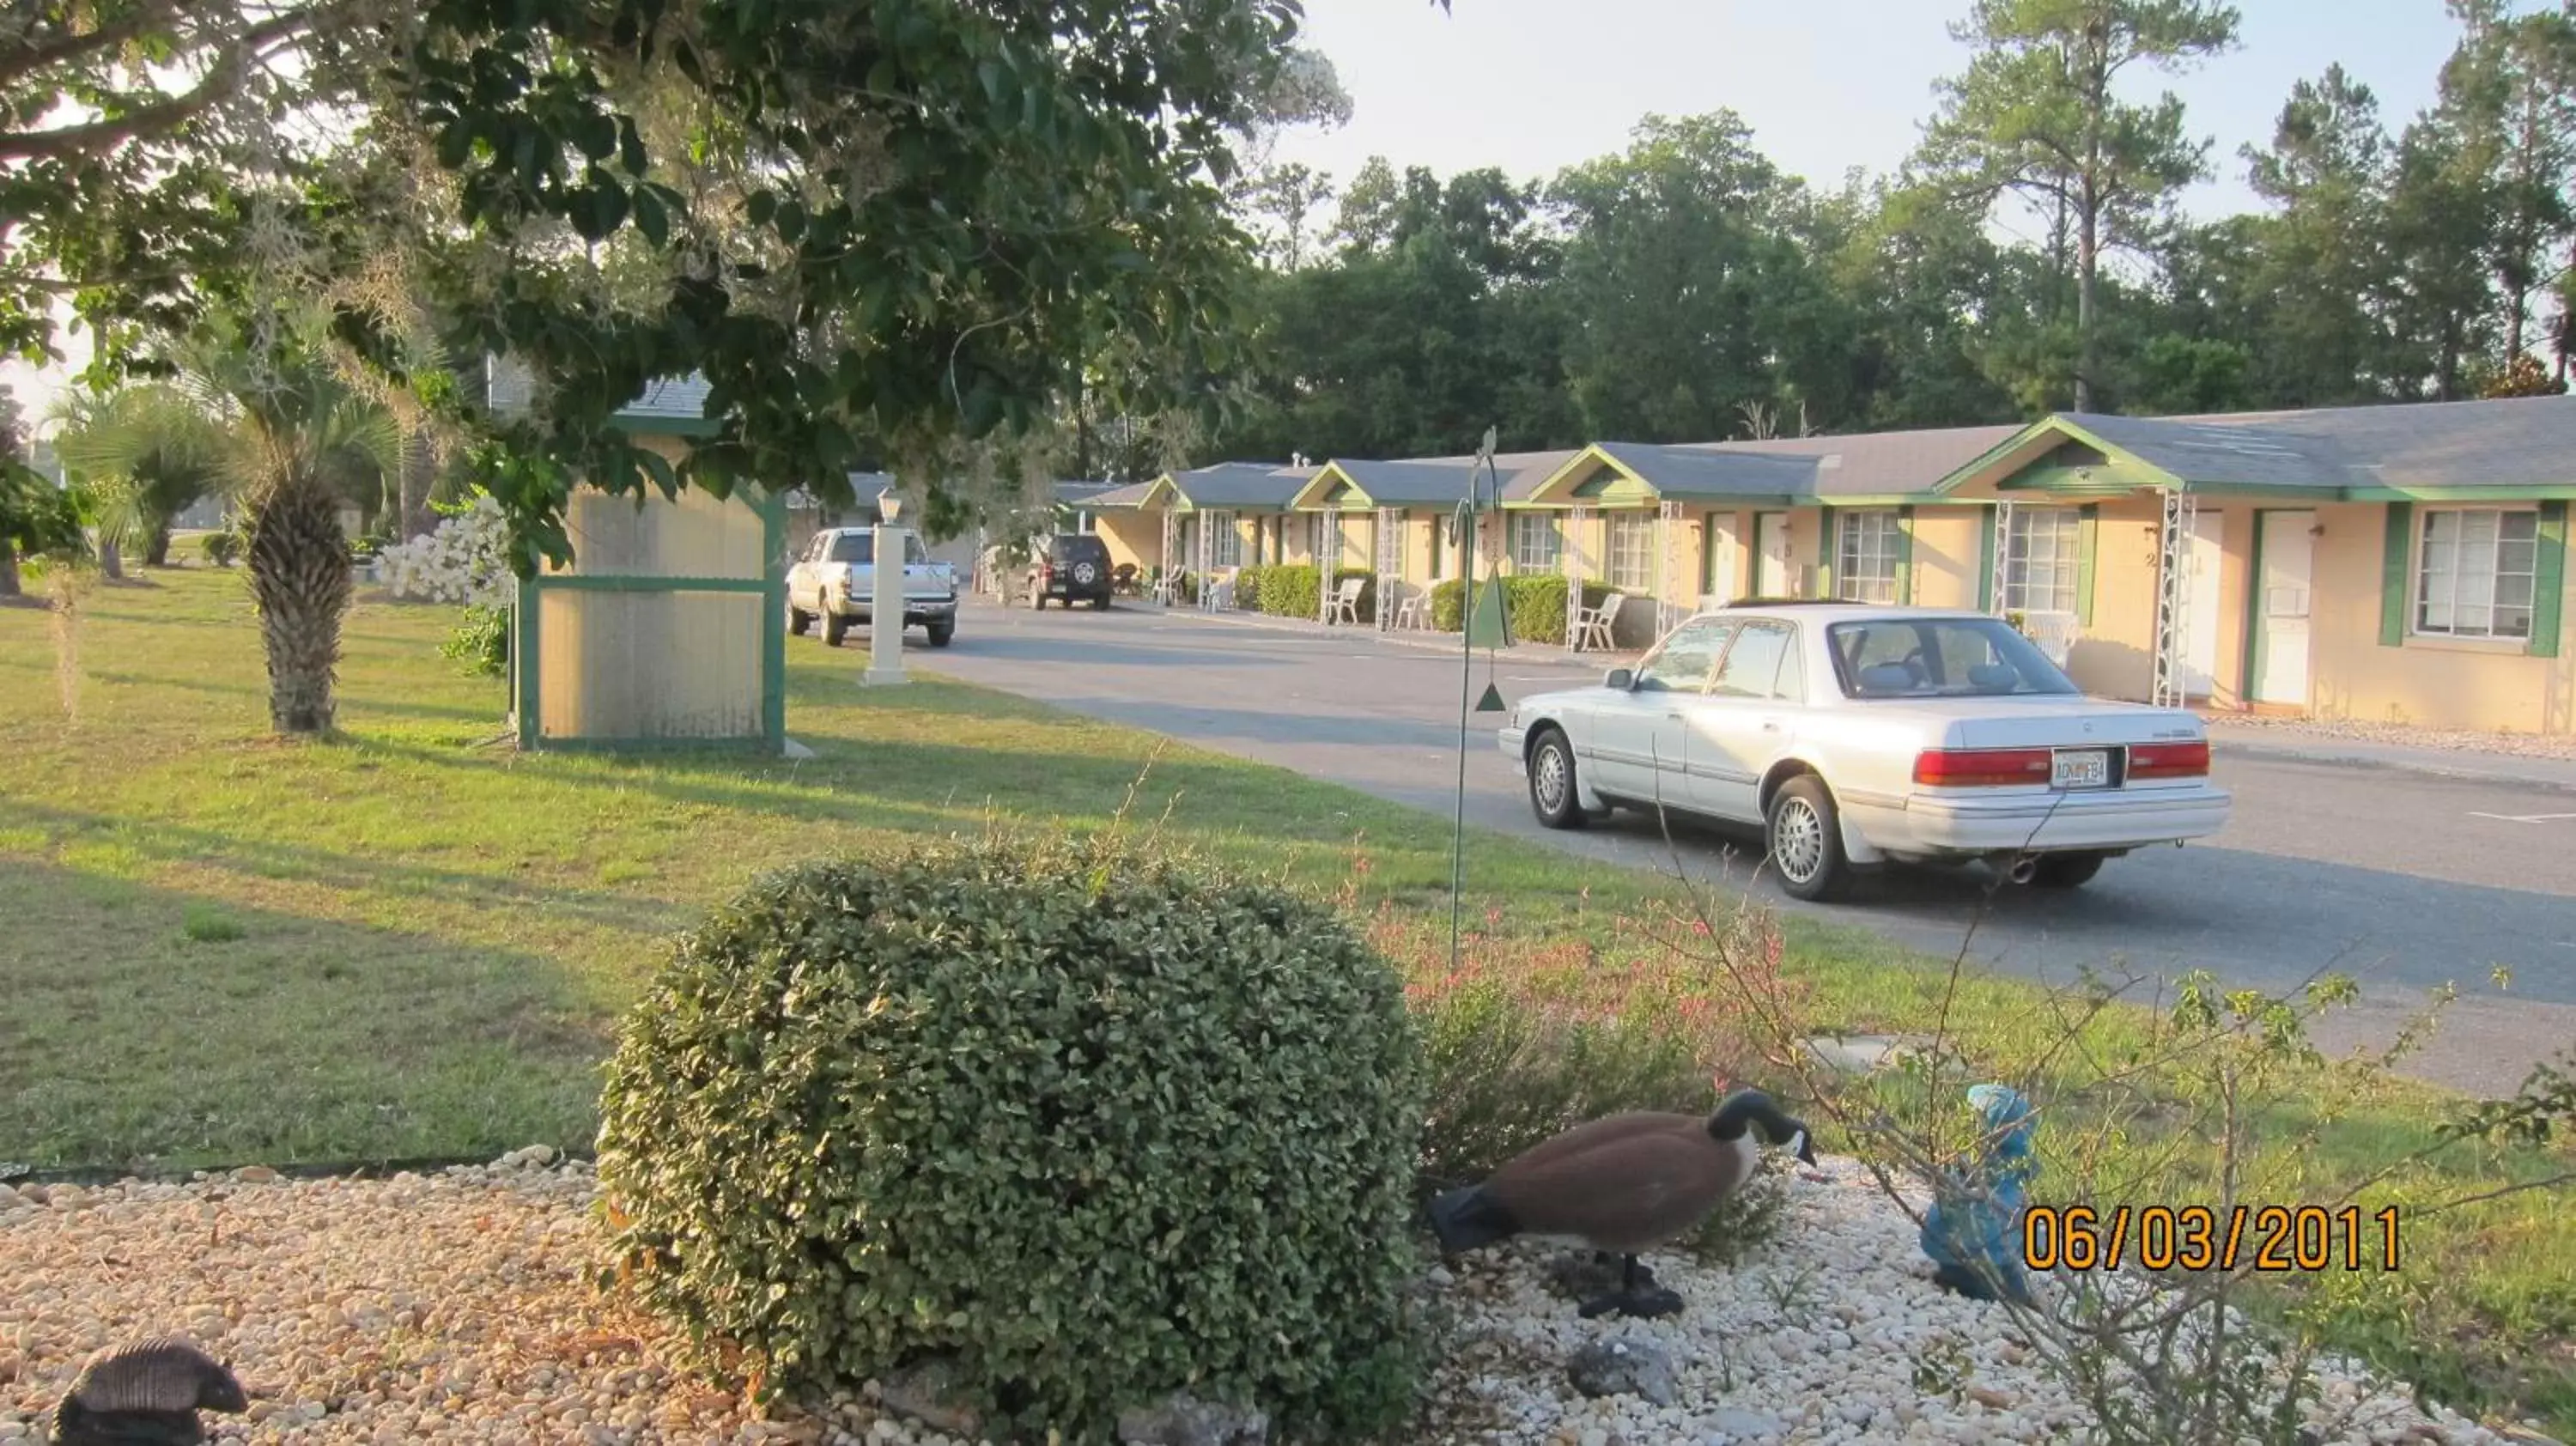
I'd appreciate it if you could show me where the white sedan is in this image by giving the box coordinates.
[1497,603,2231,902]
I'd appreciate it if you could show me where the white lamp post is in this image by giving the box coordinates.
[864,487,910,688]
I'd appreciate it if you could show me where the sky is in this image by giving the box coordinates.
[0,1,2509,428]
[1270,0,2480,228]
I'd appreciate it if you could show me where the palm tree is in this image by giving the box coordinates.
[52,385,229,574]
[168,340,401,735]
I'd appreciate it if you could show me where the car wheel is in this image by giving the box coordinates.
[926,623,955,648]
[2026,852,2107,889]
[1527,728,1589,831]
[1031,592,1047,610]
[1767,775,1853,902]
[823,611,848,647]
[1072,560,1100,589]
[787,600,813,636]
[1091,595,1111,611]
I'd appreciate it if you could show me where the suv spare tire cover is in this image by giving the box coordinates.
[1072,561,1098,585]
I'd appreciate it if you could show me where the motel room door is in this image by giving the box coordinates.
[2184,510,2223,697]
[2252,511,2315,707]
[1753,512,1792,597]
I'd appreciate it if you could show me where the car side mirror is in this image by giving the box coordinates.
[1603,667,1634,691]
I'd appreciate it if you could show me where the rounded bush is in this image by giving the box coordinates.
[597,834,1425,1442]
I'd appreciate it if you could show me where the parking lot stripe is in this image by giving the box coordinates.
[2467,811,2576,823]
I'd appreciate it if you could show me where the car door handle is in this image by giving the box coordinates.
[1759,720,1781,732]
[1665,711,1685,720]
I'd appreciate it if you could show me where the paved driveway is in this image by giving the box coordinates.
[909,599,2576,1096]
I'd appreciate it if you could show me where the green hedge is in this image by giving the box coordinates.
[1232,564,1266,611]
[1249,563,1377,623]
[1430,579,1467,632]
[1498,576,1616,647]
[597,836,1425,1442]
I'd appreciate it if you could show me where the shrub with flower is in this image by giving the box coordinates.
[379,493,512,675]
[379,491,511,606]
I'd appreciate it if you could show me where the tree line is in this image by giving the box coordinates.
[1194,0,2576,469]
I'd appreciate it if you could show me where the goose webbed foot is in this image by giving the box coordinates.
[1577,1285,1686,1320]
[1575,1254,1686,1319]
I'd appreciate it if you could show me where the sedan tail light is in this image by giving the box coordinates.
[2126,739,2211,780]
[1912,748,2054,787]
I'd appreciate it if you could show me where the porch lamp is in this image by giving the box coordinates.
[865,485,910,688]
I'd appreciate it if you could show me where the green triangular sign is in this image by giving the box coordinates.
[1475,682,1508,714]
[1463,577,1513,650]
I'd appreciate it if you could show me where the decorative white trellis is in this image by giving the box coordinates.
[1563,503,1595,645]
[1988,498,2015,617]
[1656,499,1687,634]
[1375,507,1404,631]
[2151,488,2200,708]
[1316,510,1344,623]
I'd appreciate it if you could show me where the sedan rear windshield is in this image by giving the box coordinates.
[1826,617,2081,698]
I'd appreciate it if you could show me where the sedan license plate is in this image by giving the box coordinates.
[2051,749,2111,789]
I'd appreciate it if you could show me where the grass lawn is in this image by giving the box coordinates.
[2,566,2570,1432]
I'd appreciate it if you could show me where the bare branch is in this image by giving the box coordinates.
[0,4,336,164]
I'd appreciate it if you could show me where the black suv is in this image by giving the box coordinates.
[1031,533,1114,610]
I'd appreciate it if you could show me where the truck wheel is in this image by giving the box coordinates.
[823,611,848,647]
[787,600,813,636]
[926,622,955,647]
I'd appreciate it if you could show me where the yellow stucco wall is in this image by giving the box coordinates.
[2301,502,2574,734]
[1096,513,1164,572]
[1906,506,1985,609]
[2063,497,2162,701]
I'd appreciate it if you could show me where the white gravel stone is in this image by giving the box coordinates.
[1411,1156,2524,1446]
[0,1157,2532,1444]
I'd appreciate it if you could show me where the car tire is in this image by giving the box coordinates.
[2026,852,2106,889]
[1091,595,1111,611]
[787,600,813,636]
[823,611,848,647]
[1527,728,1589,831]
[926,623,955,648]
[1031,592,1047,611]
[1767,775,1853,902]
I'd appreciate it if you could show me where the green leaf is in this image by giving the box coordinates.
[633,185,671,248]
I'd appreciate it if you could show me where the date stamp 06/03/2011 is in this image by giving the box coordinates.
[2020,1205,2404,1273]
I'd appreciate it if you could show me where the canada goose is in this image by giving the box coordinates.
[52,1335,248,1446]
[1426,1089,1816,1319]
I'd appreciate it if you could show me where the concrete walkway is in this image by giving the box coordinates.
[2202,724,2576,794]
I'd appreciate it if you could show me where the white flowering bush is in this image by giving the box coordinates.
[380,491,511,606]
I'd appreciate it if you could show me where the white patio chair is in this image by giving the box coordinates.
[1572,590,1625,652]
[1394,586,1426,630]
[1202,568,1236,611]
[1151,570,1182,606]
[1324,574,1366,625]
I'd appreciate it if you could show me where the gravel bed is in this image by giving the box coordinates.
[0,1155,2529,1445]
[2203,714,2576,762]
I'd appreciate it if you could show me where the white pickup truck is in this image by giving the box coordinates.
[786,526,959,648]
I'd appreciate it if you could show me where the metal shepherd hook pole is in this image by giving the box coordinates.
[1451,425,1500,974]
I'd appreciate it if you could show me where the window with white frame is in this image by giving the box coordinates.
[1606,513,1656,591]
[1206,511,1242,568]
[1510,513,1562,572]
[2415,508,2538,641]
[2002,507,2083,615]
[1834,509,1903,604]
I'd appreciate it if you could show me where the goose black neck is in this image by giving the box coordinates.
[1707,1091,1795,1144]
